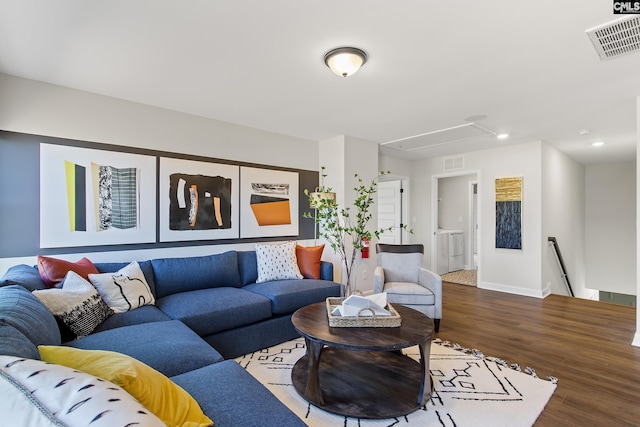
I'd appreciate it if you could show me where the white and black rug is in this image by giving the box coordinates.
[235,338,557,427]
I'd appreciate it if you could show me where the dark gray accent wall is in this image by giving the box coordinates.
[0,130,317,258]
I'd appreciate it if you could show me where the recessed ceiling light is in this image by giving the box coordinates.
[592,141,605,147]
[496,133,509,140]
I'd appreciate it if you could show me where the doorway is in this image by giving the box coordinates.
[432,171,480,286]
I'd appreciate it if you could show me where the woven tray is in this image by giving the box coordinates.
[326,297,402,328]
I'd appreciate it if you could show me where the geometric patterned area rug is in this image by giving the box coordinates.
[441,269,477,286]
[235,338,557,427]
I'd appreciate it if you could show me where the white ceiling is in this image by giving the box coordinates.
[1,1,638,165]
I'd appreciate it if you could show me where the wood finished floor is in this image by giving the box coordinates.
[437,282,640,427]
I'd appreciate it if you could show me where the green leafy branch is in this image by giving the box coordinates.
[304,167,412,294]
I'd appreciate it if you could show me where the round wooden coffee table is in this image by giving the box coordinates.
[291,302,434,419]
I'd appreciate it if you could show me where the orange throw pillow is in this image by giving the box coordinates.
[37,255,99,288]
[296,244,325,279]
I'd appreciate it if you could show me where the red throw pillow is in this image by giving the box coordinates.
[295,244,325,279]
[37,255,99,288]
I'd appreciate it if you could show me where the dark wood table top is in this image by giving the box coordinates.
[291,302,434,351]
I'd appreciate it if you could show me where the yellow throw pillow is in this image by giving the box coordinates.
[39,346,213,427]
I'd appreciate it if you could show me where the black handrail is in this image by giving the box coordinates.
[548,237,574,297]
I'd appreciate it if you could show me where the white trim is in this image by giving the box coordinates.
[632,332,640,347]
[479,280,549,299]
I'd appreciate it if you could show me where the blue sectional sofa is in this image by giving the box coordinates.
[0,249,342,426]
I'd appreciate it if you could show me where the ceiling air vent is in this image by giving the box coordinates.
[586,16,640,60]
[444,155,464,171]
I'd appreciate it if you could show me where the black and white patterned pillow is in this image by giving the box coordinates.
[255,241,303,283]
[0,355,166,427]
[88,261,155,313]
[33,271,113,338]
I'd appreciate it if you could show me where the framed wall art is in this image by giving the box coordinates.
[240,166,299,238]
[495,176,523,250]
[39,143,157,248]
[159,157,240,242]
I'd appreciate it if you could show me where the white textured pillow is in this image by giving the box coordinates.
[255,241,303,283]
[0,355,166,427]
[88,261,155,313]
[33,271,113,337]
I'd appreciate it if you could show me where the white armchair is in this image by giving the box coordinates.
[374,243,442,332]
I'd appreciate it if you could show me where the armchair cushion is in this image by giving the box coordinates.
[376,252,421,283]
[383,282,435,305]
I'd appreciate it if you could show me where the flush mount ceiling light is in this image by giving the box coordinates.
[592,141,605,147]
[323,47,368,77]
[497,133,510,140]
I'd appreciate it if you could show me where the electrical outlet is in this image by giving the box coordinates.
[362,270,368,280]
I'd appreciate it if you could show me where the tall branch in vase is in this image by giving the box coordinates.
[304,168,412,297]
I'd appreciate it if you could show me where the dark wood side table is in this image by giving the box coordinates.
[291,302,434,419]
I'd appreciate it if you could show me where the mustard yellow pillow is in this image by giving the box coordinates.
[39,346,213,427]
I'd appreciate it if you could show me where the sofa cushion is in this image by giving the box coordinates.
[36,255,98,288]
[152,251,241,298]
[296,244,325,279]
[0,355,166,427]
[65,320,223,377]
[91,304,171,333]
[39,346,212,427]
[156,287,272,336]
[243,279,342,315]
[255,241,303,283]
[0,323,40,359]
[237,250,258,285]
[171,360,306,427]
[320,260,334,281]
[0,264,48,291]
[0,285,61,348]
[88,261,155,313]
[33,271,113,338]
[94,260,156,297]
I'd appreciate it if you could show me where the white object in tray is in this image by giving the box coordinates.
[330,293,391,317]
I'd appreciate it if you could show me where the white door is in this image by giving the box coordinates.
[377,181,402,244]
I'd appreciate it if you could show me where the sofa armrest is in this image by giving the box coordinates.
[319,261,334,281]
[418,267,442,318]
[373,266,385,294]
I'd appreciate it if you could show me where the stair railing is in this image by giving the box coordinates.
[548,237,574,297]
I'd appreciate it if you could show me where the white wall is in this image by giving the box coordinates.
[541,144,588,298]
[412,141,544,297]
[635,96,640,348]
[0,74,320,274]
[318,136,380,294]
[585,162,636,296]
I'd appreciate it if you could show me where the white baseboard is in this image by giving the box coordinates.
[478,281,547,299]
[633,332,640,348]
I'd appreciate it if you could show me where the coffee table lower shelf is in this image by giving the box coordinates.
[291,347,425,419]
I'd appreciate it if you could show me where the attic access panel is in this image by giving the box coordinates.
[381,123,495,151]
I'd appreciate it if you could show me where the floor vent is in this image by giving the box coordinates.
[586,16,640,60]
[444,155,464,170]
